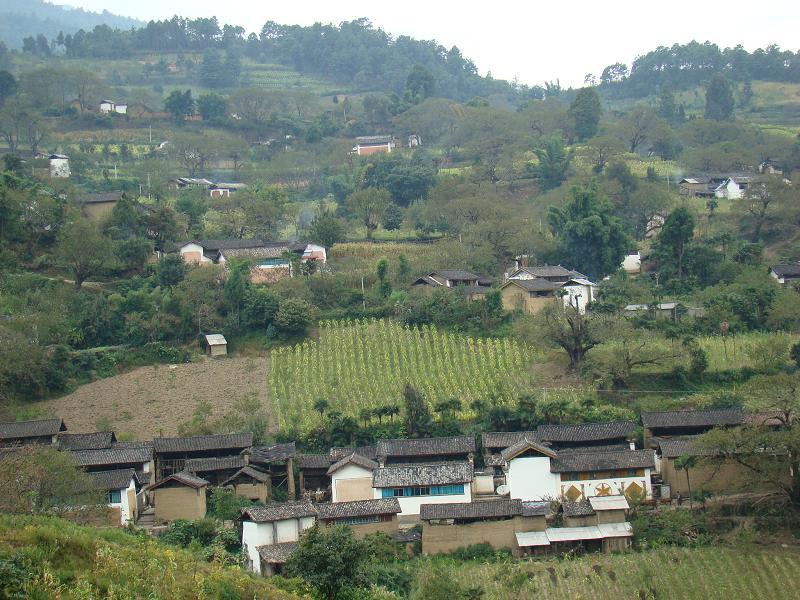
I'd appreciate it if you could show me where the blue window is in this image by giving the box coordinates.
[108,490,122,504]
[381,484,464,498]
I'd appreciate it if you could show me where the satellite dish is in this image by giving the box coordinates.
[496,484,510,496]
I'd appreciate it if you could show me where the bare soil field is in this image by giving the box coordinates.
[34,356,271,440]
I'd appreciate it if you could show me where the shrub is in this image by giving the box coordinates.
[632,508,709,548]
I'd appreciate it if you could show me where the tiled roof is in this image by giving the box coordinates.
[372,462,473,488]
[511,265,583,279]
[0,418,65,441]
[257,542,297,564]
[537,421,637,443]
[316,498,400,520]
[185,456,245,472]
[221,466,271,485]
[89,468,137,491]
[242,502,317,522]
[420,499,521,520]
[58,431,116,450]
[481,431,539,450]
[500,438,558,462]
[250,442,295,464]
[377,436,476,458]
[327,452,378,476]
[641,409,744,429]
[562,500,594,517]
[657,437,717,459]
[550,449,654,473]
[356,135,394,144]
[84,191,123,204]
[153,432,253,454]
[771,264,800,277]
[502,279,562,292]
[70,446,153,467]
[297,454,332,469]
[522,501,552,517]
[330,446,377,461]
[150,471,209,489]
[433,270,480,281]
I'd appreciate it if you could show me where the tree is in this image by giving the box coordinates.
[653,207,695,280]
[705,74,735,121]
[157,254,186,288]
[313,398,329,425]
[405,64,435,104]
[675,454,697,508]
[164,89,194,121]
[309,210,345,248]
[539,303,605,371]
[274,299,313,335]
[739,177,794,242]
[224,262,249,328]
[382,203,404,230]
[284,525,370,600]
[532,135,574,191]
[550,183,633,279]
[200,49,225,88]
[346,188,390,241]
[197,92,228,121]
[657,86,677,124]
[57,218,112,289]
[0,70,17,105]
[615,105,659,153]
[569,87,602,140]
[0,446,101,514]
[403,383,432,438]
[376,257,391,298]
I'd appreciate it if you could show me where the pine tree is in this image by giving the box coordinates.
[569,87,602,140]
[705,74,735,121]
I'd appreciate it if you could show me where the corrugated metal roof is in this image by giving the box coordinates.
[588,495,630,511]
[204,334,227,346]
[515,531,551,547]
[545,526,605,542]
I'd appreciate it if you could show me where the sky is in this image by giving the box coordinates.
[57,0,800,88]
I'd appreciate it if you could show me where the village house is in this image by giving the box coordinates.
[247,442,297,500]
[0,418,66,447]
[769,263,800,286]
[501,265,597,315]
[353,135,395,156]
[641,409,745,448]
[679,174,753,199]
[208,183,248,197]
[411,270,493,299]
[420,498,551,556]
[376,436,476,465]
[57,430,117,451]
[328,452,379,502]
[69,443,155,480]
[372,462,474,523]
[297,445,377,497]
[241,502,318,575]
[316,498,401,538]
[99,100,128,115]
[172,177,215,191]
[148,471,209,523]
[48,154,70,178]
[89,468,142,526]
[623,302,705,322]
[80,190,124,222]
[153,432,253,480]
[185,455,247,486]
[221,465,272,503]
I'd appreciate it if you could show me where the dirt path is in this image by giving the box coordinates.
[35,356,271,440]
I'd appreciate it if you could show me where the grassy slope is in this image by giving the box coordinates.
[434,545,800,600]
[0,515,306,599]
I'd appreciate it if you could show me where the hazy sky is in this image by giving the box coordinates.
[58,0,800,87]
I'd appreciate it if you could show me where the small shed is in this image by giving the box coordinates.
[149,471,208,523]
[204,334,227,356]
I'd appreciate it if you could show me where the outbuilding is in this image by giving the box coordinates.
[204,334,228,356]
[149,471,209,523]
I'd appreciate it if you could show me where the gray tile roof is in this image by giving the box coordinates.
[562,500,594,517]
[58,431,116,450]
[537,421,637,443]
[356,135,394,144]
[550,449,655,473]
[657,437,717,459]
[153,432,253,454]
[372,462,473,488]
[221,466,271,485]
[185,456,245,473]
[377,436,476,459]
[503,279,562,292]
[420,499,521,520]
[641,409,744,430]
[330,446,377,461]
[482,431,539,450]
[433,270,480,281]
[0,418,65,441]
[316,498,400,520]
[89,468,137,491]
[250,442,295,464]
[327,452,378,475]
[522,501,553,517]
[70,446,153,467]
[512,265,584,279]
[242,502,317,522]
[84,190,123,204]
[771,264,800,277]
[500,438,558,462]
[297,454,332,469]
[150,471,209,489]
[257,542,297,564]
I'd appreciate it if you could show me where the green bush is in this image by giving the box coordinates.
[632,508,709,548]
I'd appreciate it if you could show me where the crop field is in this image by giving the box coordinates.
[434,545,800,600]
[269,319,537,429]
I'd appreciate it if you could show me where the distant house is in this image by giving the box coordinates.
[149,471,209,523]
[328,452,379,502]
[58,431,116,451]
[372,462,474,522]
[505,265,585,283]
[376,436,477,466]
[221,466,272,503]
[641,409,745,448]
[185,455,245,485]
[152,432,253,480]
[316,498,401,538]
[769,263,800,286]
[241,502,317,575]
[412,270,493,299]
[501,277,597,315]
[679,174,752,199]
[353,135,395,156]
[0,418,66,447]
[714,175,752,199]
[208,183,248,197]
[81,190,123,222]
[408,134,422,148]
[203,333,227,357]
[623,302,704,322]
[48,154,70,178]
[621,252,642,275]
[173,177,214,191]
[99,100,127,115]
[89,468,141,526]
[69,443,155,478]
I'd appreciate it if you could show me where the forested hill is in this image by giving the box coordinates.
[7,16,537,102]
[0,0,142,50]
[597,41,800,98]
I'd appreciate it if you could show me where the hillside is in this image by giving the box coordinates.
[0,1,142,50]
[0,514,306,599]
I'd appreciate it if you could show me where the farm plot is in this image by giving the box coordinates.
[269,319,537,429]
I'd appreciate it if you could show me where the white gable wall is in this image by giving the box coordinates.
[507,456,561,501]
[331,463,373,502]
[242,521,273,573]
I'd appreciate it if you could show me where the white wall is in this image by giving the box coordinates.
[507,456,561,501]
[242,521,273,573]
[558,470,653,500]
[331,464,373,502]
[180,243,212,265]
[561,284,595,314]
[49,158,70,178]
[372,486,471,517]
[107,479,137,525]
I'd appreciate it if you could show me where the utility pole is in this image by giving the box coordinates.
[361,277,366,310]
[149,124,152,145]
